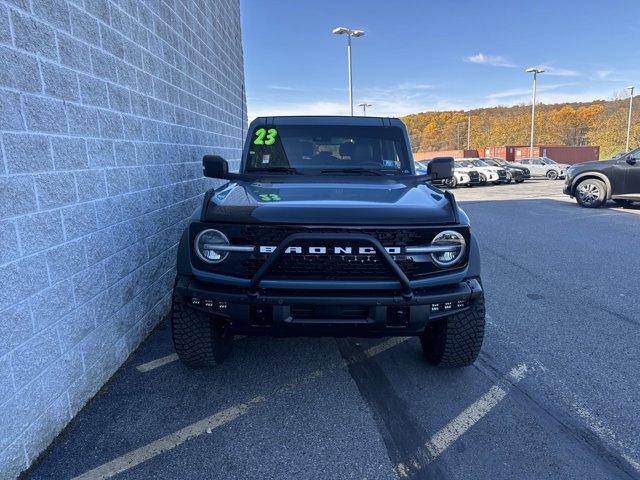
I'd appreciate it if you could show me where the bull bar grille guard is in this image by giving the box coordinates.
[247,232,415,301]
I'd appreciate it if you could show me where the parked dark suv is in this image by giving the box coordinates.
[171,116,485,369]
[563,147,640,208]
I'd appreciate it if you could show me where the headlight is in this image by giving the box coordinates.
[430,230,466,268]
[194,229,230,264]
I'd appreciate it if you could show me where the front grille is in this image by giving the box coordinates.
[234,226,466,280]
[240,226,426,247]
[192,224,470,282]
[468,171,480,181]
[497,169,507,179]
[242,251,425,280]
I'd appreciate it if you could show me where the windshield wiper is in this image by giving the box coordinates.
[320,168,382,176]
[247,167,301,174]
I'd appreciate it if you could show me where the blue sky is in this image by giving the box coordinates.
[241,0,640,118]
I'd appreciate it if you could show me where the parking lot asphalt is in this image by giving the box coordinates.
[24,180,640,480]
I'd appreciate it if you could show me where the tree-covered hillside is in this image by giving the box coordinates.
[401,97,639,159]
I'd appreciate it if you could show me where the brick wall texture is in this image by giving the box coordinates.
[0,0,246,476]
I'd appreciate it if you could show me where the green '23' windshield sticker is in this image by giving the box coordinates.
[254,127,278,145]
[259,193,281,202]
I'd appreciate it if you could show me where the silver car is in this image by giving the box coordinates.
[513,157,568,180]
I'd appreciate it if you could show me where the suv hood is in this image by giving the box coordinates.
[571,159,617,169]
[204,177,458,225]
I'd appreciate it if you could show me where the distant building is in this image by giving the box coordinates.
[480,145,600,164]
[415,146,600,164]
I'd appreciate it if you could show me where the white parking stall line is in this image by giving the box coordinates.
[394,363,531,478]
[136,353,179,372]
[72,396,266,480]
[75,337,410,479]
[136,336,247,373]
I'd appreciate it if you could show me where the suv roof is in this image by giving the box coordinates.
[249,115,404,127]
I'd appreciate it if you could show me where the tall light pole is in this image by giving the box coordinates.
[526,68,544,156]
[626,86,634,152]
[467,114,471,149]
[358,103,372,116]
[332,27,365,116]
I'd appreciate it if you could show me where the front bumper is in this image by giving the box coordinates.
[174,276,483,337]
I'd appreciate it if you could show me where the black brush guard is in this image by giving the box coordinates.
[246,232,414,301]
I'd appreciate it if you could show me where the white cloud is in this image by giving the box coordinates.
[395,82,435,91]
[484,86,619,107]
[248,101,350,119]
[266,84,299,91]
[535,65,580,77]
[595,70,613,80]
[464,53,516,68]
[486,83,572,100]
[248,83,439,119]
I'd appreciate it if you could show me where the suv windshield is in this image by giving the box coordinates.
[482,159,499,166]
[245,125,411,174]
[455,160,473,167]
[470,159,489,167]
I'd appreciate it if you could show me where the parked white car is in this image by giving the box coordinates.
[512,157,568,180]
[455,159,502,184]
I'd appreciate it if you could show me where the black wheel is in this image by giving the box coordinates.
[613,199,633,208]
[546,170,559,180]
[420,293,485,367]
[443,176,457,188]
[171,292,233,368]
[575,178,606,208]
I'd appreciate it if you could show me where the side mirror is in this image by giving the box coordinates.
[203,155,229,178]
[627,157,637,165]
[427,156,454,180]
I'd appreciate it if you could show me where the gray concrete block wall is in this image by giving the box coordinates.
[0,0,246,476]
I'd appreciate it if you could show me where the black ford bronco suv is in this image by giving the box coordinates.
[171,116,485,368]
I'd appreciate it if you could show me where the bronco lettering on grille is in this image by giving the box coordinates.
[258,246,402,254]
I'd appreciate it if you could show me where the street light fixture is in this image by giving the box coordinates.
[358,103,372,116]
[626,86,634,152]
[332,27,365,116]
[525,67,544,156]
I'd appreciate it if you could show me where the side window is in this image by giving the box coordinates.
[533,159,544,165]
[520,159,529,164]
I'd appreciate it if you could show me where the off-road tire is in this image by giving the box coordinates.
[420,294,485,367]
[575,178,606,208]
[171,293,233,368]
[613,199,633,208]
[546,170,558,180]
